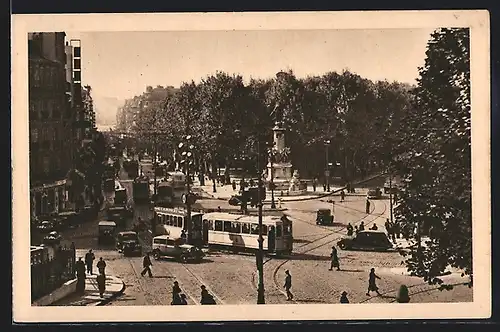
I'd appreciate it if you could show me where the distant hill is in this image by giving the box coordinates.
[93,95,124,126]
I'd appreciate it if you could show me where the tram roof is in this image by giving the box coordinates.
[202,212,288,225]
[154,206,203,217]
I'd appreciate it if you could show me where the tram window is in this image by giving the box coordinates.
[166,215,171,225]
[215,220,223,231]
[208,220,214,230]
[177,217,183,228]
[223,221,232,232]
[232,222,241,233]
[276,225,283,237]
[250,224,259,235]
[241,223,250,234]
[174,216,179,226]
[262,225,268,235]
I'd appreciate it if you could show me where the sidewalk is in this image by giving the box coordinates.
[50,273,125,306]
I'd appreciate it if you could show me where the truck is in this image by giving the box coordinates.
[133,176,150,204]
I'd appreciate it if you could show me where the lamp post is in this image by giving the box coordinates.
[256,131,265,304]
[179,135,194,245]
[324,140,331,192]
[269,144,276,209]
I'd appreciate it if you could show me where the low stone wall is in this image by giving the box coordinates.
[32,278,77,306]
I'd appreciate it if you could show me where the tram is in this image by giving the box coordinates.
[153,207,293,255]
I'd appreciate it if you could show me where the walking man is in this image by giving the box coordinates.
[283,270,294,301]
[75,257,86,294]
[366,268,381,296]
[200,285,216,305]
[359,221,365,231]
[365,198,371,214]
[346,223,354,236]
[97,257,106,275]
[85,249,95,275]
[171,281,182,305]
[97,271,106,298]
[340,190,345,202]
[141,252,153,277]
[340,291,349,303]
[329,246,340,271]
[312,178,317,192]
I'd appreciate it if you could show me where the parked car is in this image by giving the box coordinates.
[151,235,204,263]
[43,231,62,245]
[98,220,117,245]
[116,231,142,256]
[337,230,393,251]
[37,220,54,233]
[316,208,334,225]
[367,187,382,199]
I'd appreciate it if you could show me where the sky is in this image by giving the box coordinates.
[65,28,437,114]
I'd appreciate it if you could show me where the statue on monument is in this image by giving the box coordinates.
[270,103,284,127]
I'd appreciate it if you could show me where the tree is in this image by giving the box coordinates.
[394,28,472,287]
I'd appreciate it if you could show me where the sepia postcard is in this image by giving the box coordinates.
[12,10,491,322]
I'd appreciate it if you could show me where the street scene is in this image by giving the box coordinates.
[27,27,473,307]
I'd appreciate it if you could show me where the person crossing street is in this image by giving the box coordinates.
[141,252,153,277]
[283,270,294,301]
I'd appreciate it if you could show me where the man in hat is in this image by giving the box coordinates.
[283,270,293,301]
[85,249,95,275]
[329,246,340,271]
[366,268,382,296]
[75,257,86,294]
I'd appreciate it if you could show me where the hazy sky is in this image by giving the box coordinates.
[66,29,437,101]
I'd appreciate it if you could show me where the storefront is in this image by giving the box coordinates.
[30,179,67,218]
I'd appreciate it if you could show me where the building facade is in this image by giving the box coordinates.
[28,32,73,217]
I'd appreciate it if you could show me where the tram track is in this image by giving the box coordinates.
[269,200,388,303]
[179,262,226,305]
[249,198,388,301]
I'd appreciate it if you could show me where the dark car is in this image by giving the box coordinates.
[37,220,55,233]
[43,231,62,245]
[367,187,382,199]
[116,231,142,256]
[316,209,334,225]
[337,230,393,251]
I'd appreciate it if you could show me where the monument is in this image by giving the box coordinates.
[266,104,307,195]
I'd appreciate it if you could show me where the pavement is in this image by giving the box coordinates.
[50,250,126,306]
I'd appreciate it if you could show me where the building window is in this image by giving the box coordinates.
[73,58,81,70]
[74,47,81,58]
[73,71,81,82]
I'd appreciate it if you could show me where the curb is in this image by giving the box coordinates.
[92,278,126,306]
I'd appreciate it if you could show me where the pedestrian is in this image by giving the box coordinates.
[346,223,354,236]
[97,271,106,298]
[396,284,410,303]
[171,281,182,305]
[283,270,294,301]
[75,257,86,294]
[70,241,76,252]
[312,178,317,192]
[323,183,327,192]
[354,225,359,235]
[365,199,371,214]
[141,252,153,277]
[359,221,365,231]
[181,229,187,241]
[232,180,237,191]
[329,246,340,271]
[85,249,95,275]
[385,218,393,238]
[200,285,216,305]
[366,268,381,296]
[96,257,106,275]
[370,223,378,231]
[340,291,349,303]
[340,190,345,202]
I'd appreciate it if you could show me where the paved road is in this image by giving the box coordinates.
[61,158,471,305]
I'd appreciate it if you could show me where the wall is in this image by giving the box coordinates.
[32,278,77,306]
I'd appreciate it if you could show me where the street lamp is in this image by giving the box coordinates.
[269,143,276,209]
[324,140,331,192]
[179,135,194,245]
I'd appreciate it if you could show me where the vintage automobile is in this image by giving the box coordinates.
[337,230,393,251]
[116,231,142,256]
[37,220,55,233]
[57,211,78,230]
[98,220,117,245]
[316,208,334,225]
[106,206,128,228]
[367,187,383,199]
[151,235,204,263]
[43,231,62,245]
[228,187,266,207]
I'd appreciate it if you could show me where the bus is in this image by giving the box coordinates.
[133,176,150,204]
[153,207,293,256]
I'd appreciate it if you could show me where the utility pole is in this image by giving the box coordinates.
[270,145,276,209]
[325,140,331,192]
[179,136,193,245]
[389,172,393,224]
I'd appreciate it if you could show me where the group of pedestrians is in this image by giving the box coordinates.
[75,249,108,298]
[170,281,217,305]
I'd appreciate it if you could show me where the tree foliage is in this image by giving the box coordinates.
[394,28,472,286]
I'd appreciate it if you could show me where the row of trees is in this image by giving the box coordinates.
[127,71,413,183]
[122,28,472,286]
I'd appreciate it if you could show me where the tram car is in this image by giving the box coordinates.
[133,175,150,204]
[153,207,293,256]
